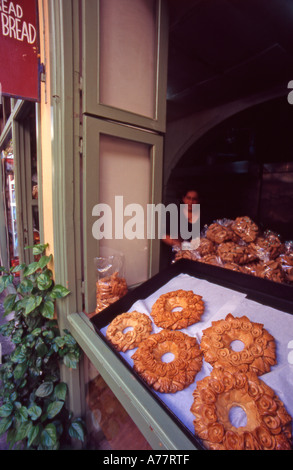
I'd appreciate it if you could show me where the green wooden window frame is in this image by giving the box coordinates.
[13,103,40,265]
[47,0,173,445]
[0,100,42,268]
[82,0,168,132]
[83,116,164,314]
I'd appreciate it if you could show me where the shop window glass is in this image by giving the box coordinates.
[99,0,157,118]
[0,103,40,268]
[84,357,152,450]
[0,97,11,134]
[29,110,40,247]
[0,140,18,267]
[98,134,151,287]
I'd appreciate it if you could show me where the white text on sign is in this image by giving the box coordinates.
[0,0,36,44]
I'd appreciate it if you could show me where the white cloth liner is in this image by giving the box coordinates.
[100,273,293,439]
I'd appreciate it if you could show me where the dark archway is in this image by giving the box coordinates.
[166,97,293,240]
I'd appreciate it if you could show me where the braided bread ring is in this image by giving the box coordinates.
[132,330,203,393]
[151,289,204,330]
[106,311,153,352]
[201,313,277,376]
[190,367,292,450]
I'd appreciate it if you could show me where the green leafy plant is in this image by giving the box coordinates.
[0,243,85,449]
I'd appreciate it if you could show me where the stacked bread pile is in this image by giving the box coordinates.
[174,216,293,285]
[95,271,128,313]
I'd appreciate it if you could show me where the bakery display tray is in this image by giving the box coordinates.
[90,259,293,450]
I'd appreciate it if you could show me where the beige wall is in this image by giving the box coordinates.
[38,0,54,263]
[99,0,157,119]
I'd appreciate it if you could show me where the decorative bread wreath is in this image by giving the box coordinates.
[200,313,277,376]
[106,311,152,352]
[190,367,292,450]
[151,289,204,330]
[132,329,203,393]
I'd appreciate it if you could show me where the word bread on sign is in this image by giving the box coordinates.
[0,0,36,44]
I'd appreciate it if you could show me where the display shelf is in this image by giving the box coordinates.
[68,259,293,450]
[68,311,198,450]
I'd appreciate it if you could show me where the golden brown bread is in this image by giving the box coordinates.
[197,254,222,266]
[95,271,128,313]
[190,367,292,450]
[206,222,237,244]
[217,242,258,265]
[106,311,152,352]
[132,329,203,393]
[151,289,205,330]
[174,249,198,262]
[278,253,293,283]
[200,313,277,376]
[196,238,216,257]
[231,216,259,243]
[250,233,284,261]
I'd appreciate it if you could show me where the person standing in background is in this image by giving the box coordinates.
[160,189,201,267]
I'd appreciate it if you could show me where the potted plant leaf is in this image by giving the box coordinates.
[0,243,85,449]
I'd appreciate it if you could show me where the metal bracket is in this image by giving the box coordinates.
[40,63,46,83]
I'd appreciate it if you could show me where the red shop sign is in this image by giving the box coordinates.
[0,0,40,101]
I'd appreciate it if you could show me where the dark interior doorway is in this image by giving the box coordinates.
[167,97,293,240]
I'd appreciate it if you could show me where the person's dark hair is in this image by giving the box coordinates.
[180,188,200,201]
